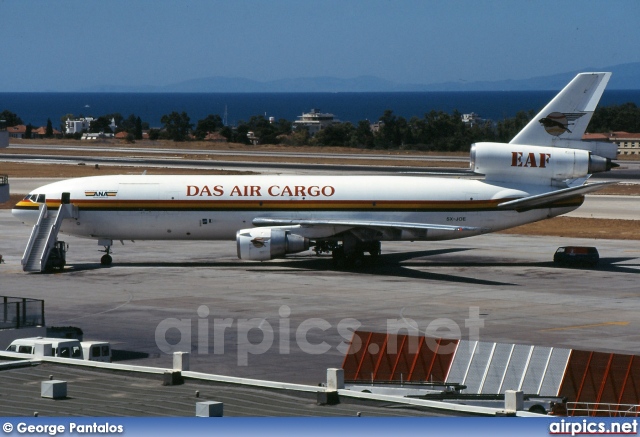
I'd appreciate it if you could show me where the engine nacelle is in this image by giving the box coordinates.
[236,227,310,261]
[470,142,614,185]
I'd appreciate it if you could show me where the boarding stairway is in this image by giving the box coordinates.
[21,200,77,272]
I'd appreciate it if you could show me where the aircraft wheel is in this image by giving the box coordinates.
[101,254,113,266]
[333,249,366,270]
[332,247,345,268]
[368,241,381,258]
[352,252,365,268]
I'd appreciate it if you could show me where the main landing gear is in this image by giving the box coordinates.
[331,238,381,269]
[98,239,113,266]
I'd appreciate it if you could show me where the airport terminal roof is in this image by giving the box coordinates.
[0,362,454,417]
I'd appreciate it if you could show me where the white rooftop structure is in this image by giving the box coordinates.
[65,117,95,135]
[293,109,341,136]
[461,112,483,126]
[65,117,116,135]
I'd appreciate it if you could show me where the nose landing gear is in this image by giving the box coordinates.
[98,239,113,266]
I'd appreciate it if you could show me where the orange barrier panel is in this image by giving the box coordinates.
[559,350,640,416]
[343,332,640,415]
[342,330,458,382]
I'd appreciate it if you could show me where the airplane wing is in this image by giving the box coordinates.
[252,218,480,233]
[497,181,615,212]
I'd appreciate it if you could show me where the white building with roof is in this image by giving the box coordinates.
[293,109,340,136]
[461,112,484,127]
[583,131,640,155]
[65,117,95,134]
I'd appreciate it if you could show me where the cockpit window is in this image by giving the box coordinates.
[24,194,46,203]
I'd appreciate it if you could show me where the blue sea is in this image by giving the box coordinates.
[1,90,640,128]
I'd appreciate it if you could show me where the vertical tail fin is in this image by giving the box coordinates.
[509,72,615,158]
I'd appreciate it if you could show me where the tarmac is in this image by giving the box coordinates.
[1,209,640,386]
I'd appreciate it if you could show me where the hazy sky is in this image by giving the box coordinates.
[1,0,638,91]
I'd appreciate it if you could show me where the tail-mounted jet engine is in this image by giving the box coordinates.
[470,142,615,185]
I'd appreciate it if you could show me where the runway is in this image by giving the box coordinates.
[566,195,640,220]
[6,144,469,162]
[1,210,639,384]
[3,146,640,180]
[0,153,470,176]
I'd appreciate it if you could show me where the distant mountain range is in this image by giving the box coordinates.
[82,62,640,93]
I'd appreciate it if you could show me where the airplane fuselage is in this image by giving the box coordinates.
[12,174,580,242]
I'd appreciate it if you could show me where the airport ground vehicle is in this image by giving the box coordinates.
[6,337,111,361]
[553,246,599,267]
[80,341,112,362]
[45,241,67,271]
[7,337,83,358]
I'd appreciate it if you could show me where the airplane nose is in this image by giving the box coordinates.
[11,206,37,224]
[11,207,24,221]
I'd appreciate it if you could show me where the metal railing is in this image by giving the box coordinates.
[21,203,48,269]
[567,402,640,417]
[0,296,45,329]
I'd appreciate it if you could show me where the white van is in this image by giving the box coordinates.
[80,341,112,363]
[6,337,83,359]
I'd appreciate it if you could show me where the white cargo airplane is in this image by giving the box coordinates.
[13,73,617,269]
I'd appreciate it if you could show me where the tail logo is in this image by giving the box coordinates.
[538,112,585,136]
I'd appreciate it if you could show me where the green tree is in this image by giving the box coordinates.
[219,125,234,142]
[194,114,224,140]
[275,118,292,136]
[367,109,500,152]
[421,110,457,150]
[375,110,404,148]
[0,110,23,126]
[135,116,143,140]
[312,123,355,147]
[25,124,33,139]
[45,118,53,138]
[119,114,138,133]
[589,103,640,133]
[118,114,145,139]
[280,126,309,147]
[89,116,115,133]
[350,120,375,149]
[160,111,193,142]
[496,110,533,143]
[235,115,283,144]
[234,123,251,144]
